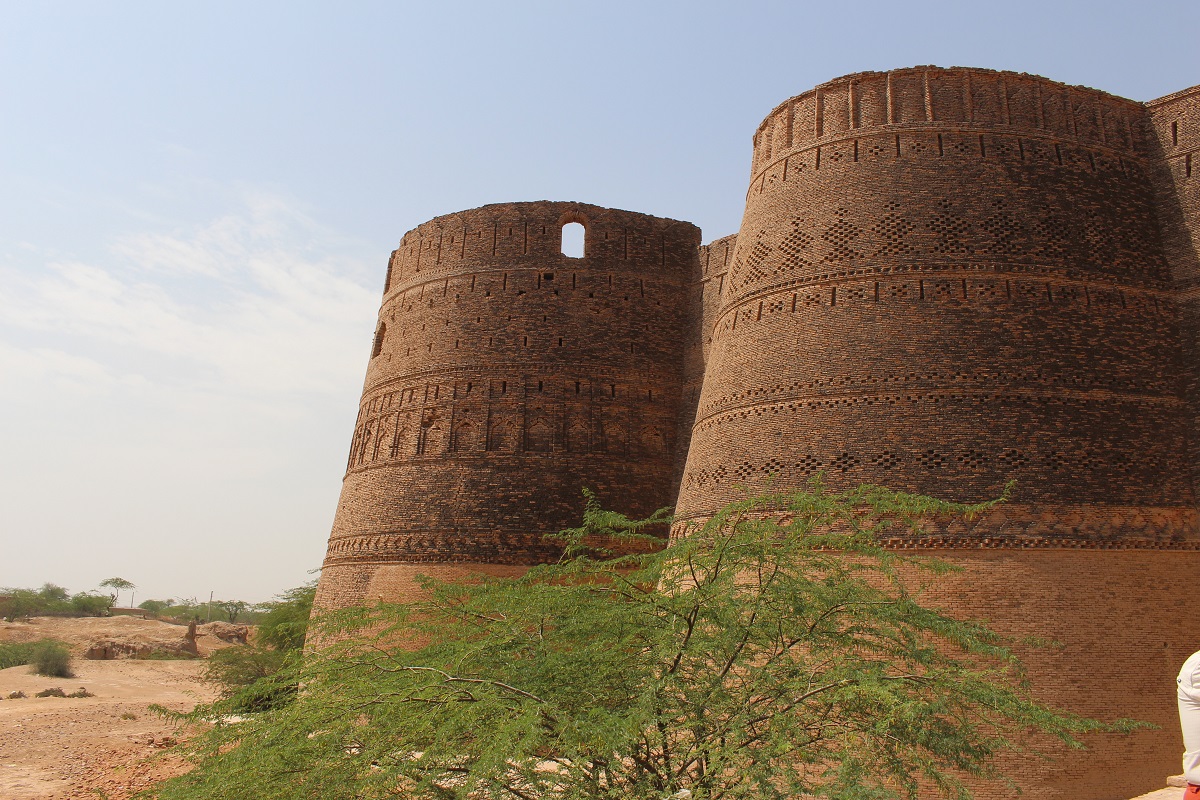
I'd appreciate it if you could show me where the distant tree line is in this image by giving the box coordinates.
[0,583,111,621]
[1,579,278,625]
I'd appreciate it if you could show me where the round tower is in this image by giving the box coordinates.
[315,201,701,610]
[679,66,1196,541]
[676,67,1200,798]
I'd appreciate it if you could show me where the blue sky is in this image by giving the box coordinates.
[1,0,1197,603]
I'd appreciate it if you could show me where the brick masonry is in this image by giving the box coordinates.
[315,68,1200,798]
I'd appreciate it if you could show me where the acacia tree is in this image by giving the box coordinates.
[153,483,1134,800]
[100,577,135,608]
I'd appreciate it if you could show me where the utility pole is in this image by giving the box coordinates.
[208,590,214,624]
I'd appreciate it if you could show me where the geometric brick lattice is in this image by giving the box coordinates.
[315,68,1200,800]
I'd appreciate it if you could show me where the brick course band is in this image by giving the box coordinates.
[315,68,1200,800]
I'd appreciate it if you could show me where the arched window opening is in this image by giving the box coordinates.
[561,222,585,258]
[371,323,386,357]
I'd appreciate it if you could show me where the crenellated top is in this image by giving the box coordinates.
[749,66,1153,176]
[384,201,702,298]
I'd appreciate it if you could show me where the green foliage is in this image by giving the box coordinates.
[193,581,316,713]
[150,484,1137,800]
[151,598,268,625]
[217,600,249,623]
[0,640,38,669]
[100,577,136,607]
[138,599,175,615]
[204,646,297,712]
[0,586,112,620]
[69,592,113,616]
[0,639,72,670]
[38,583,69,602]
[255,581,316,652]
[0,589,45,621]
[30,640,74,678]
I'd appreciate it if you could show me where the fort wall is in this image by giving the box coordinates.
[315,202,701,611]
[1148,86,1200,495]
[676,67,1198,546]
[315,68,1200,798]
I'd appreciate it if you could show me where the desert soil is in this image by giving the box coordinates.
[0,617,232,800]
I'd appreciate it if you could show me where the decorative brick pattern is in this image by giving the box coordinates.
[315,68,1200,799]
[317,202,701,610]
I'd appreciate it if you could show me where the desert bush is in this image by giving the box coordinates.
[7,690,26,699]
[67,687,94,698]
[35,687,66,697]
[0,584,111,619]
[256,581,316,651]
[68,592,112,617]
[30,640,74,678]
[137,599,174,615]
[203,644,295,712]
[0,641,37,669]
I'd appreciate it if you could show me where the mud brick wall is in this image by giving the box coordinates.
[911,549,1200,800]
[315,202,701,611]
[672,233,734,492]
[676,67,1198,546]
[1148,87,1200,496]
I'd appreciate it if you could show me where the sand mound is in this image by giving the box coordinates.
[0,616,244,658]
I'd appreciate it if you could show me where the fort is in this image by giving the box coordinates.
[314,66,1200,798]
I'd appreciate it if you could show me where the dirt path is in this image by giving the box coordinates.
[0,656,216,799]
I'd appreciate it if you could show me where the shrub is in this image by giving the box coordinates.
[137,599,174,615]
[67,687,94,698]
[35,687,66,697]
[256,581,316,651]
[0,641,36,669]
[68,592,112,617]
[30,640,73,678]
[203,645,295,712]
[8,690,26,699]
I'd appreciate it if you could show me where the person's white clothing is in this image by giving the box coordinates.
[1179,650,1200,785]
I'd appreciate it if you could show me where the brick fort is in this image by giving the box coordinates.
[315,67,1200,798]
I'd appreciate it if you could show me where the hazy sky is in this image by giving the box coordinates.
[2,1,1197,604]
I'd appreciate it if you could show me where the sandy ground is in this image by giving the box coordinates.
[0,618,226,800]
[0,616,242,659]
[0,659,216,800]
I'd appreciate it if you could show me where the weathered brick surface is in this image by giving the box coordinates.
[314,202,701,609]
[315,68,1200,798]
[912,550,1200,800]
[1148,86,1200,496]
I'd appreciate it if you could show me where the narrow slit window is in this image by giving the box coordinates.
[561,222,585,258]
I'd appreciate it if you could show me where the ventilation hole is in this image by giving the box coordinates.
[561,222,585,258]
